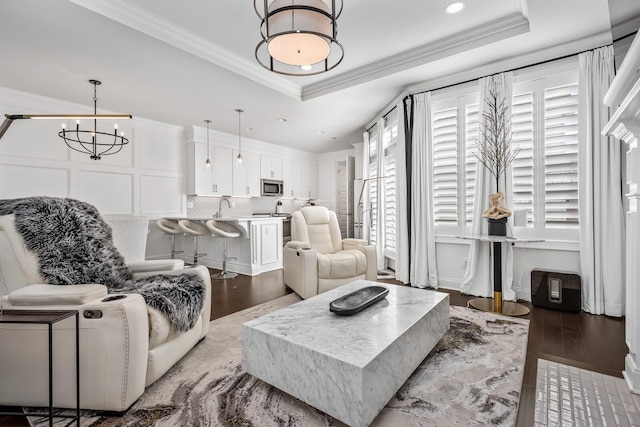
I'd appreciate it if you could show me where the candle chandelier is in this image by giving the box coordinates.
[254,0,344,76]
[59,80,130,160]
[0,79,132,160]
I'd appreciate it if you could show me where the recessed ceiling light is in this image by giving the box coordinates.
[300,65,313,71]
[277,117,287,122]
[285,137,292,142]
[445,1,465,14]
[332,137,338,140]
[318,131,325,135]
[245,127,253,131]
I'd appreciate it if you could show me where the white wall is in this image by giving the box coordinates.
[0,86,186,260]
[435,238,580,301]
[0,86,186,214]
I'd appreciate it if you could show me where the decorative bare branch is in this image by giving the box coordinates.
[474,80,520,192]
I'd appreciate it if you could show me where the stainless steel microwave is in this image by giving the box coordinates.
[261,179,284,197]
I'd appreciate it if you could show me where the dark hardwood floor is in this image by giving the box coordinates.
[0,269,627,426]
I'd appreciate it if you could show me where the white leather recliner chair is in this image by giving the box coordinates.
[283,206,377,299]
[0,213,212,412]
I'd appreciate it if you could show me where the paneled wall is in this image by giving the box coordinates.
[0,86,186,217]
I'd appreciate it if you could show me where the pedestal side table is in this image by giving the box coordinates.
[456,235,543,316]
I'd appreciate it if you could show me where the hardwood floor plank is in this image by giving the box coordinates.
[560,311,586,362]
[578,311,626,377]
[542,308,565,358]
[515,385,536,427]
[526,303,545,355]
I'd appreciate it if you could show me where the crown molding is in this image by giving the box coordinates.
[612,14,640,41]
[68,0,302,100]
[363,30,611,130]
[301,13,530,100]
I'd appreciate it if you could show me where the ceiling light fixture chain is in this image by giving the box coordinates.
[236,108,244,167]
[204,119,212,168]
[58,79,130,160]
[254,0,344,76]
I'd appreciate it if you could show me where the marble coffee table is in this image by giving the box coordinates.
[242,280,449,427]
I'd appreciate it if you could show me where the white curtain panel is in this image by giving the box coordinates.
[462,72,515,300]
[409,92,439,288]
[578,45,625,316]
[395,100,410,284]
[374,117,386,271]
[361,130,371,243]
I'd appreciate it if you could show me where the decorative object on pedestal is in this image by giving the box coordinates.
[484,192,509,236]
[474,83,519,235]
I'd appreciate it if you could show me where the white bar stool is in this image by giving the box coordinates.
[206,220,241,279]
[177,220,208,266]
[155,218,184,259]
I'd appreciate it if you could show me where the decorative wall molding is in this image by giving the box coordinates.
[0,86,186,218]
[303,13,530,100]
[69,0,534,102]
[365,31,610,130]
[603,31,640,395]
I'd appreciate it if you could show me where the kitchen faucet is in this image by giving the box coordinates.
[216,197,231,218]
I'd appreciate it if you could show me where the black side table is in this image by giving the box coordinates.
[456,235,544,316]
[0,309,80,426]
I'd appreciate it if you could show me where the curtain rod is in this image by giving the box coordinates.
[365,31,637,133]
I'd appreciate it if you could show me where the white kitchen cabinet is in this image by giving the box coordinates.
[261,154,283,180]
[187,142,211,195]
[187,143,232,196]
[281,158,317,199]
[282,159,301,198]
[299,161,318,199]
[252,220,282,271]
[307,161,318,199]
[232,150,261,197]
[212,146,233,196]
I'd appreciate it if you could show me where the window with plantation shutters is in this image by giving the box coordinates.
[432,107,459,225]
[428,67,579,240]
[543,82,579,228]
[464,103,479,224]
[512,70,579,239]
[366,113,399,259]
[368,128,379,246]
[383,117,397,254]
[431,91,479,231]
[511,91,535,225]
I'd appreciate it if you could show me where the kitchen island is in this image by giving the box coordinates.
[164,216,283,276]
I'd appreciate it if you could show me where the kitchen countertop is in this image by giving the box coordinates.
[164,216,285,239]
[165,216,285,221]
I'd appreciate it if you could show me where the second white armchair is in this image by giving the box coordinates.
[283,206,376,299]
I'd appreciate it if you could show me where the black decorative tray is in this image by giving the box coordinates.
[329,286,389,316]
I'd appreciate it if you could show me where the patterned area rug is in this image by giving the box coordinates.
[28,292,529,426]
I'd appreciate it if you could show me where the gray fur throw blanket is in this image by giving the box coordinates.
[0,196,205,332]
